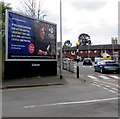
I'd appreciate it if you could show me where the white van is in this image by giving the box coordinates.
[94,57,103,64]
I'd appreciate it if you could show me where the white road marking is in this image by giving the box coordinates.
[92,82,118,94]
[88,75,98,80]
[96,80,119,88]
[105,85,110,88]
[24,97,119,109]
[91,77,119,88]
[111,88,118,91]
[92,84,102,88]
[88,74,119,81]
[107,90,117,94]
[109,75,119,80]
[99,75,110,80]
[103,87,108,90]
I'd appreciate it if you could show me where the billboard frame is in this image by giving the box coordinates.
[5,10,57,62]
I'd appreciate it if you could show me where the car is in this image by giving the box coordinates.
[83,58,92,65]
[94,57,103,64]
[63,58,73,62]
[63,58,70,61]
[94,60,119,74]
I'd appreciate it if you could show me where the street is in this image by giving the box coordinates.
[2,62,119,117]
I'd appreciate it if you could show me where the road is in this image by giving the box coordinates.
[2,62,119,117]
[75,62,119,96]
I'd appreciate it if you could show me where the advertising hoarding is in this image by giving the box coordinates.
[6,10,57,61]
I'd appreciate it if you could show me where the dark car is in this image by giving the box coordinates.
[83,58,92,65]
[94,60,119,74]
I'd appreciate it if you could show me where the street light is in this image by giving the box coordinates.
[60,0,63,79]
[76,42,80,78]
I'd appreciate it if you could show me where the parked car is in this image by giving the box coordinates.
[63,58,73,62]
[83,58,92,65]
[94,60,119,74]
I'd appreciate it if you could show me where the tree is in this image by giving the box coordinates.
[78,33,91,46]
[63,40,72,49]
[18,0,47,19]
[0,1,12,81]
[0,1,12,45]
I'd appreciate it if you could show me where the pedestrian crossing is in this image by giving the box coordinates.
[86,74,119,95]
[87,75,98,80]
[92,81,119,94]
[109,75,119,80]
[87,74,119,80]
[98,75,110,80]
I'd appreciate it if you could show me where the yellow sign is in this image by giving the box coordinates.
[104,57,111,60]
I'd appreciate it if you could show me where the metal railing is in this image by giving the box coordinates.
[63,61,75,72]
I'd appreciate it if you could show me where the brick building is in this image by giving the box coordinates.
[62,44,120,61]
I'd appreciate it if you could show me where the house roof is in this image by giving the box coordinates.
[64,44,120,51]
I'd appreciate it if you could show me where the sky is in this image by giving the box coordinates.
[3,0,119,46]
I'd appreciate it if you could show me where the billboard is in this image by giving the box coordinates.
[5,10,57,61]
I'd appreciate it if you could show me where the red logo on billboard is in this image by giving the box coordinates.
[28,43,35,53]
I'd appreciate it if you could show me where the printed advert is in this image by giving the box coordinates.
[6,11,57,61]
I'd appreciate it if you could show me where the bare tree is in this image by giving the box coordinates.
[78,33,91,46]
[18,0,47,19]
[63,40,72,49]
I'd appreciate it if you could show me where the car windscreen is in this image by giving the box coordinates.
[105,61,118,66]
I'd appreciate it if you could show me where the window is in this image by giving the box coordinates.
[94,50,97,53]
[88,51,91,53]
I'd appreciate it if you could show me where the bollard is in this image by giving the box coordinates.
[77,65,79,78]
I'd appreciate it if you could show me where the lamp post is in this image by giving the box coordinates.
[60,0,63,79]
[76,42,80,78]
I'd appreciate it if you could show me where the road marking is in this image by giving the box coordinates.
[24,97,119,109]
[88,74,119,81]
[105,85,110,88]
[96,80,119,88]
[92,77,119,88]
[99,75,110,80]
[107,90,117,94]
[103,87,108,90]
[111,88,118,91]
[92,84,102,88]
[88,75,98,80]
[92,81,119,94]
[109,75,119,80]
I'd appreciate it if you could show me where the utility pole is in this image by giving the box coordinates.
[60,0,63,79]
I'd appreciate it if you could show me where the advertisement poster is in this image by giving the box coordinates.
[6,10,57,61]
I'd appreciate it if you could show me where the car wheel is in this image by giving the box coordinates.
[94,69,97,72]
[116,71,119,74]
[100,68,104,74]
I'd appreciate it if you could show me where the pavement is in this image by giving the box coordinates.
[1,68,86,89]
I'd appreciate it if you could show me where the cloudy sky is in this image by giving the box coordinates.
[4,0,119,46]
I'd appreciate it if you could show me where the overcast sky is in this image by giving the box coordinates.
[4,0,119,46]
